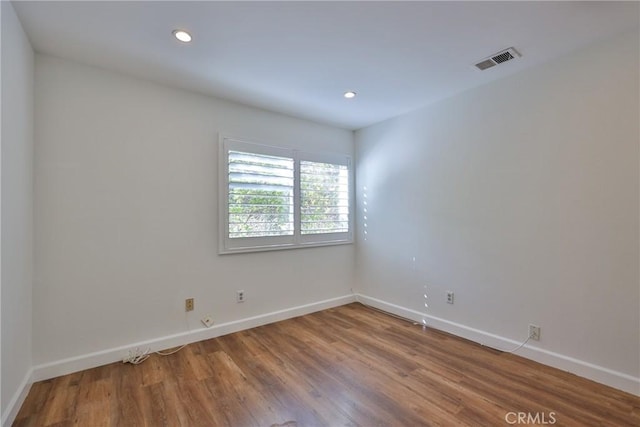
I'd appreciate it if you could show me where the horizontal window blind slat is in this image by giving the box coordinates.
[301,199,349,203]
[229,184,294,194]
[230,216,292,221]
[301,230,348,235]
[230,232,294,237]
[229,159,293,169]
[230,174,293,185]
[229,151,293,167]
[302,210,348,215]
[229,171,293,181]
[229,191,293,199]
[229,203,292,210]
[301,226,349,229]
[230,224,292,228]
[300,189,349,193]
[301,221,349,225]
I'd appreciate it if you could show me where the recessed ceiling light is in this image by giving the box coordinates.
[172,29,192,43]
[344,91,357,99]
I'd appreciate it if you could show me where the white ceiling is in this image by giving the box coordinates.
[13,1,640,130]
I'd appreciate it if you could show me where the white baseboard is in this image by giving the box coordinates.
[355,293,640,396]
[2,368,33,427]
[20,290,639,421]
[32,294,356,383]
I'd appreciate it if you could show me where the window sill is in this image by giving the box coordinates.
[218,238,353,255]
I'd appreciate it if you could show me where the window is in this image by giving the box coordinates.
[219,136,352,253]
[228,150,294,238]
[300,160,349,235]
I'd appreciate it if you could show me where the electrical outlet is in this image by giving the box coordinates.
[236,290,245,303]
[185,298,194,312]
[529,324,540,341]
[201,315,214,328]
[446,291,454,304]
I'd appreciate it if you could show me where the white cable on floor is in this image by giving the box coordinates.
[123,312,191,364]
[123,347,150,364]
[491,335,532,354]
[155,345,187,356]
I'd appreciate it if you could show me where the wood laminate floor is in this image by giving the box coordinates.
[14,303,640,426]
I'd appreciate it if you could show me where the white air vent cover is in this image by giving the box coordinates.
[474,47,521,71]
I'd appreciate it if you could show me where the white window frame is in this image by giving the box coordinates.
[219,135,353,254]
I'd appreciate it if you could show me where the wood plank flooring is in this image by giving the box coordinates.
[14,303,640,426]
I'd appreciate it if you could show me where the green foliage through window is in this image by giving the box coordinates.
[229,189,293,237]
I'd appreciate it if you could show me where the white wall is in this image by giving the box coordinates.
[355,30,639,393]
[1,0,35,422]
[34,54,354,367]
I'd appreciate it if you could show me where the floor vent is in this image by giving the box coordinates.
[475,47,521,70]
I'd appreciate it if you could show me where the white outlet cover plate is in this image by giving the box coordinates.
[201,316,214,328]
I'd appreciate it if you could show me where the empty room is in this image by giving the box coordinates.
[2,1,639,426]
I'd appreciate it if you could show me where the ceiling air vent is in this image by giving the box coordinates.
[474,47,521,71]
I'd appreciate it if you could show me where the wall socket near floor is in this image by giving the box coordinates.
[237,290,245,303]
[185,298,194,312]
[446,291,454,304]
[529,324,540,341]
[201,315,214,328]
